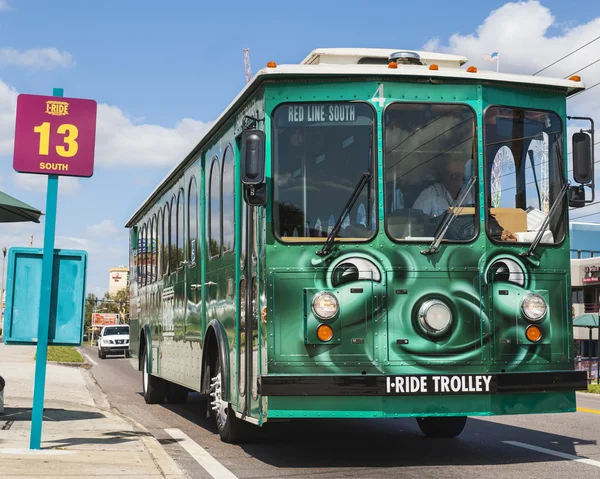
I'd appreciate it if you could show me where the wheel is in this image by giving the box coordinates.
[166,382,188,404]
[125,350,130,359]
[416,416,467,438]
[209,356,254,443]
[99,348,105,360]
[142,348,165,404]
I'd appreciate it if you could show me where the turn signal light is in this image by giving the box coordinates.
[526,325,542,342]
[569,75,581,82]
[388,61,398,69]
[429,64,439,70]
[467,66,478,73]
[317,324,334,342]
[267,61,277,68]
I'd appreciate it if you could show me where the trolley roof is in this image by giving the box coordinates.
[126,48,585,227]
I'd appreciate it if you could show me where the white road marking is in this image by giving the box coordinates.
[83,353,98,366]
[504,441,600,468]
[165,428,237,479]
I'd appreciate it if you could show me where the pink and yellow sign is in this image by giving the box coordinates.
[13,94,97,177]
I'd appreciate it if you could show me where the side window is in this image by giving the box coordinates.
[490,146,516,208]
[156,210,162,279]
[147,216,156,284]
[140,225,147,287]
[188,176,198,264]
[209,157,221,258]
[222,146,235,254]
[170,195,177,273]
[177,188,185,267]
[162,204,169,275]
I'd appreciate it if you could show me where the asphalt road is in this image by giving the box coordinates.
[82,345,600,479]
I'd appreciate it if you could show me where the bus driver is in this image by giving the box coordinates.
[412,157,474,217]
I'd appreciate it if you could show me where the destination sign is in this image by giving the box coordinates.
[276,103,373,127]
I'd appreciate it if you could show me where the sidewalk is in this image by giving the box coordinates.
[0,342,187,478]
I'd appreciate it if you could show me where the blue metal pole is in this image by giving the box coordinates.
[29,87,62,450]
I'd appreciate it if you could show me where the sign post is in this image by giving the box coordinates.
[13,89,96,450]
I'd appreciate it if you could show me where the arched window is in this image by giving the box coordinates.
[170,195,177,272]
[177,188,185,267]
[140,224,147,287]
[149,217,155,283]
[156,209,162,279]
[162,204,169,275]
[188,177,198,264]
[209,157,221,258]
[222,146,235,254]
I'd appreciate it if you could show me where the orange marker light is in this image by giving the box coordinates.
[388,61,398,69]
[317,324,334,342]
[467,66,478,73]
[526,325,542,342]
[267,61,277,68]
[429,64,439,71]
[569,75,581,82]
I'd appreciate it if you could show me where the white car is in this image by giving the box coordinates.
[97,325,130,359]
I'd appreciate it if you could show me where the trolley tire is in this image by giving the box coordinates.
[212,356,254,443]
[416,416,467,438]
[142,348,165,404]
[166,382,188,404]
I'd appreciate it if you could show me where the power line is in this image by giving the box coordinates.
[565,58,600,78]
[570,204,600,221]
[533,34,600,76]
[568,80,600,100]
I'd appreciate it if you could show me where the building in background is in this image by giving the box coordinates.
[108,266,129,296]
[569,222,600,362]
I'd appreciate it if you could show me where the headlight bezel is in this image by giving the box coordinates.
[521,293,547,322]
[311,291,339,320]
[418,299,453,336]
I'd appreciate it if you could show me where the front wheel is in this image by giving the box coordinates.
[210,356,254,443]
[142,348,166,404]
[416,416,467,438]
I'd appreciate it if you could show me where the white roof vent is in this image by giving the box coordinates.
[389,51,422,65]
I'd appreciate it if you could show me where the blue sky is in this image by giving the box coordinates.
[1,0,600,296]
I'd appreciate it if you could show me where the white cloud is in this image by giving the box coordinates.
[0,47,74,69]
[12,172,81,195]
[86,219,119,237]
[95,104,212,167]
[423,1,600,99]
[0,80,17,156]
[0,1,11,11]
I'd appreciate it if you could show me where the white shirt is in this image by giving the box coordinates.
[412,182,474,217]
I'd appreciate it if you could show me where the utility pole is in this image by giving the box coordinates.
[244,48,253,84]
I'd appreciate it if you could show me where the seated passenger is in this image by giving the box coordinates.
[412,158,474,217]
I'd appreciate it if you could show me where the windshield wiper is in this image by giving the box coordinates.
[316,171,372,257]
[421,176,477,256]
[520,182,569,260]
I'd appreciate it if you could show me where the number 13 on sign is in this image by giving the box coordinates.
[33,122,79,158]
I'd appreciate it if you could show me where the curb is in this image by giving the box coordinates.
[81,366,189,478]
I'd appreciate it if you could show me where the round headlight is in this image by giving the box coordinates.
[418,299,452,333]
[312,292,339,320]
[521,293,547,321]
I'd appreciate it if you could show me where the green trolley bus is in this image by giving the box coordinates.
[126,48,593,442]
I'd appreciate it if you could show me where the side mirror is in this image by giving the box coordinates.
[573,132,593,184]
[241,129,266,185]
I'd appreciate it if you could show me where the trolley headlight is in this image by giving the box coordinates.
[418,299,452,334]
[312,292,339,320]
[521,293,547,321]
